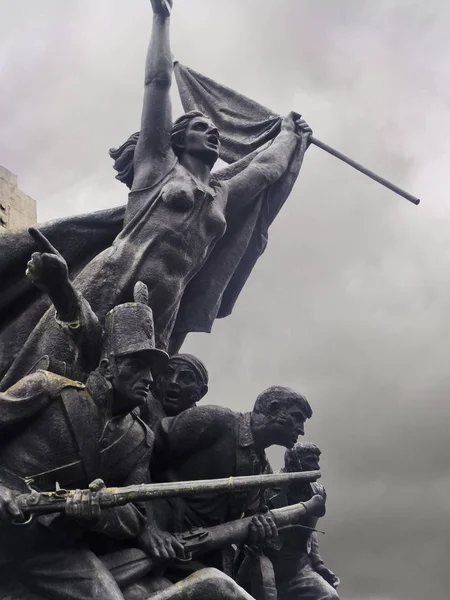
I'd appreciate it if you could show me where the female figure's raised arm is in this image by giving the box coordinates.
[226,113,312,209]
[132,0,175,191]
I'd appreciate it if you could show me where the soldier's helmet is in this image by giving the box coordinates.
[102,282,169,375]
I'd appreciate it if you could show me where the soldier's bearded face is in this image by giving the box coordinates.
[111,353,153,412]
[156,361,201,416]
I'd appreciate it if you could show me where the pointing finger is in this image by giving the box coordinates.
[28,227,61,256]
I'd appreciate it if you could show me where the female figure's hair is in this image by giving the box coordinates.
[109,111,207,189]
[109,132,139,189]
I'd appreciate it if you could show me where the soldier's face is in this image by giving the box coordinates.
[268,404,306,449]
[286,447,321,472]
[155,360,201,416]
[111,353,153,412]
[301,449,320,471]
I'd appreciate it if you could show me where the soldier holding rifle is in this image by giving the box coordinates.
[267,443,340,600]
[151,385,313,577]
[0,288,185,599]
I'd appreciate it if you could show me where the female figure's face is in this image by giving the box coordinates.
[182,116,220,165]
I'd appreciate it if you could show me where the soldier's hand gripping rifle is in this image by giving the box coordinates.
[16,470,321,516]
[102,493,326,589]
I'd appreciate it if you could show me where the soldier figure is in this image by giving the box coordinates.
[149,385,312,577]
[0,293,184,599]
[268,442,340,600]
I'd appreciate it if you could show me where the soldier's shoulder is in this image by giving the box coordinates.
[201,404,235,418]
[179,404,235,422]
[21,370,85,396]
[196,404,237,428]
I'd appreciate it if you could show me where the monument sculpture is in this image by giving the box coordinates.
[0,0,419,597]
[149,387,313,581]
[0,292,182,597]
[0,0,312,390]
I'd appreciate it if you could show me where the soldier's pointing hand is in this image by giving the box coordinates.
[26,228,70,296]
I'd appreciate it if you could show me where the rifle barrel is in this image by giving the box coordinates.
[16,470,321,515]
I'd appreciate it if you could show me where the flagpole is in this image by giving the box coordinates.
[310,137,420,205]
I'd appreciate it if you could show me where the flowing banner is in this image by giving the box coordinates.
[174,62,419,205]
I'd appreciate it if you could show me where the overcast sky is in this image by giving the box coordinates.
[1,1,450,598]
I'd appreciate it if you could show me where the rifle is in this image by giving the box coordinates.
[102,493,325,589]
[16,470,321,516]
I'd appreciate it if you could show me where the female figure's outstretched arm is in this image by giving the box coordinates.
[226,112,312,209]
[132,0,175,191]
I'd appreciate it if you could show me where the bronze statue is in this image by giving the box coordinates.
[98,494,324,598]
[0,2,344,598]
[150,385,313,579]
[0,0,312,390]
[0,294,188,599]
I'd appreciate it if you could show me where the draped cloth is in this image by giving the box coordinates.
[0,63,301,386]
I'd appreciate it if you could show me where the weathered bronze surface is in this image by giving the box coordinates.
[0,2,346,599]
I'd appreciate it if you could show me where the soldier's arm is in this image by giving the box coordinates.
[89,456,150,540]
[309,531,340,588]
[26,228,103,373]
[307,484,340,588]
[54,294,104,374]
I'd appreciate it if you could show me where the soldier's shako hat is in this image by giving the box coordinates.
[103,302,169,375]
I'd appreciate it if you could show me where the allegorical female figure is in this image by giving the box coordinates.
[0,0,312,388]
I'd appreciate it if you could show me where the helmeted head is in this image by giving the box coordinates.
[252,386,313,450]
[109,111,220,189]
[154,353,208,416]
[99,283,169,414]
[284,442,321,473]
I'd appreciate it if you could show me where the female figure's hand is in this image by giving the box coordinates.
[282,111,312,151]
[150,0,172,17]
[295,116,313,152]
